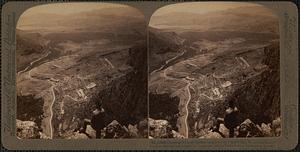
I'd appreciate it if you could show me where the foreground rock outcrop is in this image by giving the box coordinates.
[85,45,148,128]
[148,118,185,138]
[104,120,130,138]
[225,43,280,124]
[16,119,40,139]
[199,117,281,138]
[67,119,149,139]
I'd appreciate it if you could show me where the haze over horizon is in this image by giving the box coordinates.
[152,2,264,16]
[17,3,144,32]
[149,2,278,33]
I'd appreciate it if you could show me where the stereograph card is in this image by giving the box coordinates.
[1,0,298,150]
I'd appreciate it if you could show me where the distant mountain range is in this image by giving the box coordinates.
[17,7,145,33]
[150,6,279,34]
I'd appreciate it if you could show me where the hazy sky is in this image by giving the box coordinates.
[17,3,135,30]
[21,2,127,16]
[153,2,264,16]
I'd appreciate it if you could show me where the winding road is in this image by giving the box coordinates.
[49,85,56,139]
[183,79,191,138]
[17,51,51,76]
[151,50,193,138]
[18,50,57,139]
[104,58,115,68]
[150,49,186,76]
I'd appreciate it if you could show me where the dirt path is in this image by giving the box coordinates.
[30,73,56,139]
[64,95,80,102]
[17,51,51,76]
[104,58,115,68]
[23,61,56,139]
[152,59,192,138]
[183,79,191,138]
[49,85,55,139]
[150,49,186,76]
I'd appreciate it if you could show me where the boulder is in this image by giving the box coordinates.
[237,119,263,137]
[85,125,96,138]
[104,120,129,138]
[260,123,272,137]
[148,118,172,138]
[199,123,228,138]
[171,130,185,138]
[200,131,223,139]
[219,124,229,138]
[138,119,149,138]
[39,132,51,139]
[271,117,281,136]
[128,124,139,138]
[67,132,90,139]
[16,119,40,139]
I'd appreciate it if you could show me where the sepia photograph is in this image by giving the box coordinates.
[148,2,281,138]
[1,0,298,150]
[16,3,148,139]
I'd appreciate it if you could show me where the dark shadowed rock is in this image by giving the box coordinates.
[149,93,180,131]
[138,118,149,138]
[228,43,280,124]
[237,119,263,137]
[89,45,148,127]
[104,120,129,138]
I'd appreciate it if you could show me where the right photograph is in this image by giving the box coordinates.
[148,2,280,138]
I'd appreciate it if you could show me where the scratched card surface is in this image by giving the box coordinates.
[1,1,298,150]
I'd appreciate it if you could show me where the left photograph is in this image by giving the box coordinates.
[16,3,147,139]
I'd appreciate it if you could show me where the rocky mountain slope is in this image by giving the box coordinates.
[16,29,50,72]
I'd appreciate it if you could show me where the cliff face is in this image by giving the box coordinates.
[17,95,44,134]
[149,93,180,130]
[149,27,184,72]
[189,43,280,137]
[227,43,280,123]
[89,44,147,127]
[16,29,49,72]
